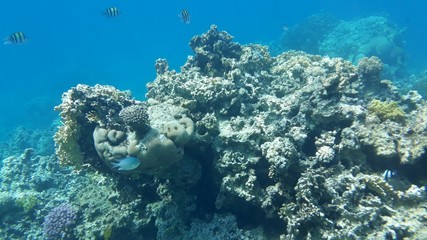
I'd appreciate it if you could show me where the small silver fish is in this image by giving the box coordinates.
[179,9,191,24]
[104,7,120,17]
[112,156,140,171]
[4,32,28,45]
[383,169,397,181]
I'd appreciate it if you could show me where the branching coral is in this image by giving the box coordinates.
[368,99,405,121]
[43,203,77,239]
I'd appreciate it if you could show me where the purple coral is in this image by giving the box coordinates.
[43,203,77,240]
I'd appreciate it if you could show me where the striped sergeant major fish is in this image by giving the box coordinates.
[179,9,190,24]
[383,169,397,181]
[104,7,120,17]
[4,32,28,45]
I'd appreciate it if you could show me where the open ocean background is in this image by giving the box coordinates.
[1,0,426,138]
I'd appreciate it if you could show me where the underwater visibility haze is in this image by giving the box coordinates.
[1,0,427,239]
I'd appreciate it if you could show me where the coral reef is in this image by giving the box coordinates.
[53,84,137,168]
[368,99,405,121]
[43,203,77,239]
[144,25,427,238]
[187,24,243,77]
[0,149,76,239]
[357,56,384,82]
[0,124,55,160]
[54,84,195,175]
[357,92,427,165]
[280,13,340,55]
[406,70,427,98]
[2,25,427,239]
[0,148,161,240]
[183,214,260,240]
[276,15,406,79]
[319,16,405,65]
[91,101,194,175]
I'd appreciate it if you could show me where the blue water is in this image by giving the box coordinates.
[1,0,427,137]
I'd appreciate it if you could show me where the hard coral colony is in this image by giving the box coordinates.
[7,25,427,239]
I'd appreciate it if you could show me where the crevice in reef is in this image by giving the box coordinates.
[220,196,266,229]
[363,145,400,172]
[302,119,353,157]
[302,131,318,156]
[193,147,219,215]
[255,156,275,188]
[262,217,286,239]
[317,118,354,132]
[115,219,157,240]
[117,176,160,204]
[399,150,427,185]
